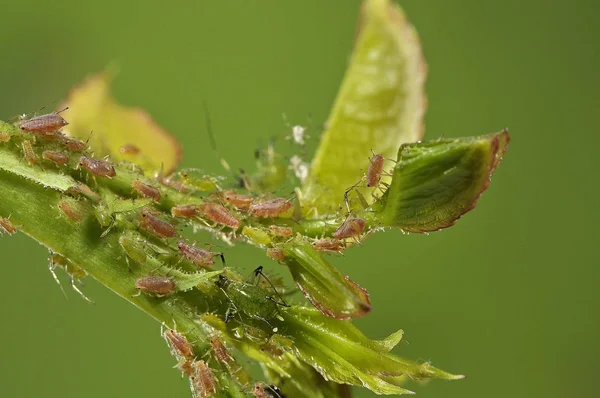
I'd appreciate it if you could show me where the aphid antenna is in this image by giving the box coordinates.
[203,101,238,184]
[252,266,290,308]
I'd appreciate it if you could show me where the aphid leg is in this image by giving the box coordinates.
[253,266,290,307]
[255,315,277,332]
[216,252,226,267]
[47,252,67,299]
[124,255,132,273]
[69,274,94,304]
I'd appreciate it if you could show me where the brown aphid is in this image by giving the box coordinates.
[366,153,385,187]
[19,112,68,133]
[135,276,176,295]
[200,203,240,229]
[210,337,234,365]
[171,204,202,218]
[332,217,366,239]
[163,328,195,359]
[79,156,116,178]
[191,360,216,397]
[0,216,17,235]
[119,144,140,156]
[41,131,65,141]
[222,190,254,210]
[63,137,87,152]
[42,151,69,166]
[57,199,86,222]
[22,140,39,165]
[132,179,161,201]
[266,248,285,261]
[268,225,292,237]
[312,238,345,253]
[0,131,10,142]
[139,209,177,239]
[249,198,292,218]
[177,240,225,267]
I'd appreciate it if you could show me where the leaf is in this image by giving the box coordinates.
[60,71,182,174]
[281,237,371,319]
[301,0,427,216]
[283,307,464,395]
[376,129,510,232]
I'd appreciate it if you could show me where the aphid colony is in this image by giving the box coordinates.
[162,326,278,397]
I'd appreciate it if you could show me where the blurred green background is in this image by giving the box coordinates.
[1,0,598,397]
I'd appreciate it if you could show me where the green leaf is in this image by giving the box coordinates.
[283,307,464,395]
[376,129,510,232]
[60,71,182,174]
[281,237,371,320]
[300,0,426,216]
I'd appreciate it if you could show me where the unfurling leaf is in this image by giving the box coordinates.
[376,129,510,232]
[282,237,371,320]
[301,0,427,215]
[283,307,464,395]
[60,71,182,174]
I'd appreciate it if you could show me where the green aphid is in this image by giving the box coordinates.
[242,226,272,246]
[178,168,223,191]
[246,142,287,192]
[119,231,147,269]
[94,202,113,227]
[216,266,289,331]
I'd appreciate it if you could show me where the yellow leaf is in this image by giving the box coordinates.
[60,72,182,174]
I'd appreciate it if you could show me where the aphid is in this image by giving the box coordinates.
[246,141,287,192]
[242,226,272,246]
[19,111,68,133]
[249,198,292,218]
[268,225,292,238]
[48,251,93,303]
[119,233,147,269]
[22,140,38,165]
[171,204,202,218]
[179,168,222,191]
[0,131,10,142]
[200,203,240,230]
[57,198,86,222]
[222,190,254,210]
[163,327,195,359]
[210,337,234,365]
[132,179,161,201]
[0,216,17,235]
[332,217,366,240]
[266,248,285,261]
[63,137,87,152]
[312,238,345,253]
[177,240,225,267]
[41,131,65,141]
[252,382,285,398]
[119,144,140,156]
[191,360,217,398]
[67,183,101,202]
[366,153,385,187]
[79,156,116,178]
[260,334,293,357]
[216,266,289,330]
[134,276,176,296]
[42,150,69,166]
[139,208,177,239]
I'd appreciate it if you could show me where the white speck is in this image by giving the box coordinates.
[289,155,309,183]
[291,125,306,145]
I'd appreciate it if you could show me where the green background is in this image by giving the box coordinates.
[0,1,598,397]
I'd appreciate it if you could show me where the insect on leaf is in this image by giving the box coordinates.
[60,71,182,174]
[301,0,427,216]
[375,130,510,232]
